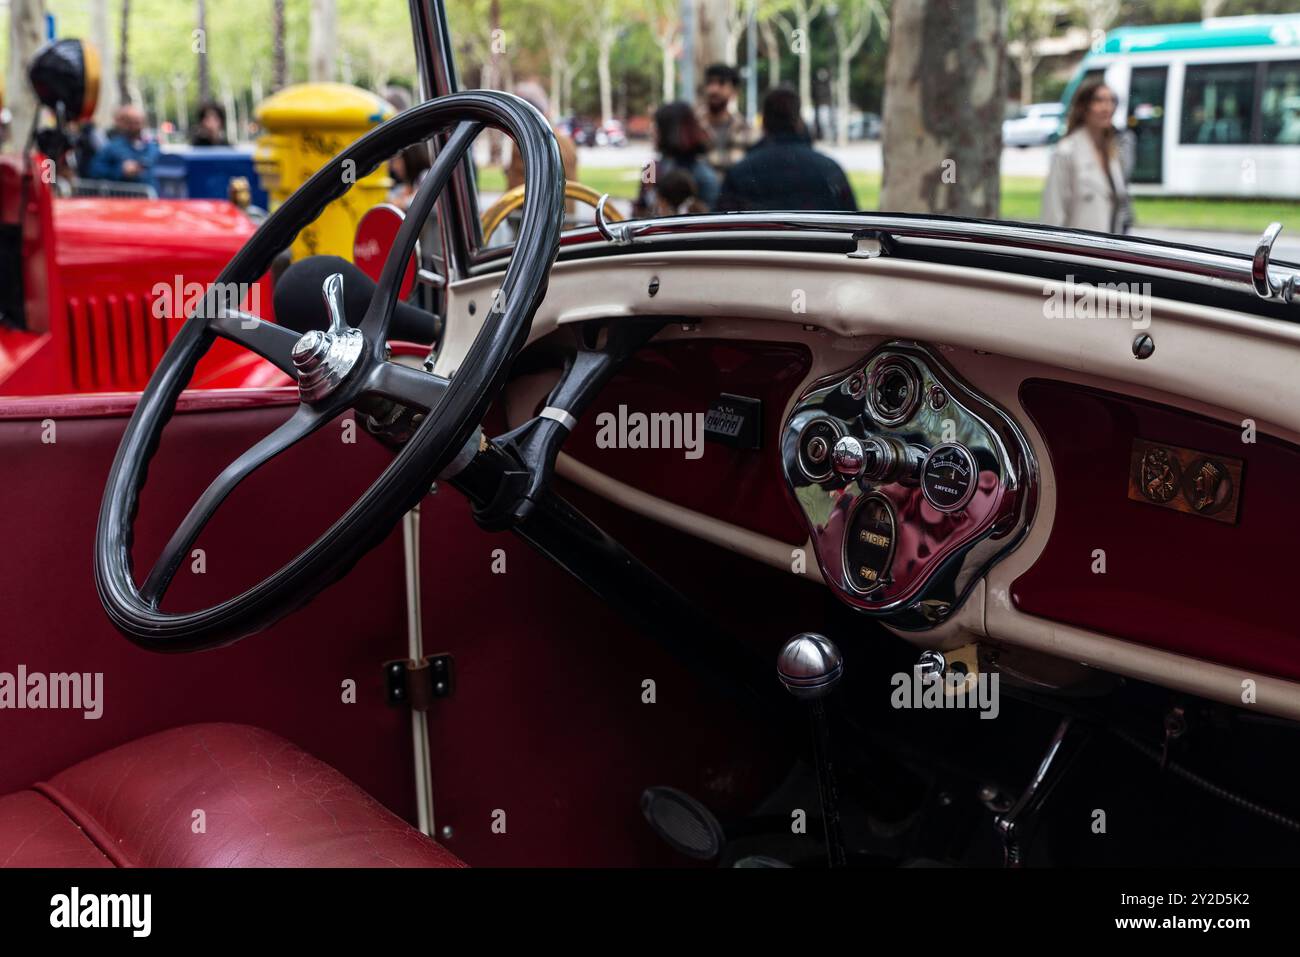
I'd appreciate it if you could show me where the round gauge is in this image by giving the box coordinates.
[921,443,979,512]
[843,494,896,594]
[867,357,921,426]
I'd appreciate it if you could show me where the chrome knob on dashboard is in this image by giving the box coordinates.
[777,633,845,700]
[831,435,866,479]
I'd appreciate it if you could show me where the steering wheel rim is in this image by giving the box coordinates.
[95,91,564,652]
[480,179,625,243]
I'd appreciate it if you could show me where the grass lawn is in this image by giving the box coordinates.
[476,166,1300,233]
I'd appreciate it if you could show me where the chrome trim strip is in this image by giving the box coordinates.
[469,212,1300,308]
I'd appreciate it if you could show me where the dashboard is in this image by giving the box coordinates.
[781,342,1035,630]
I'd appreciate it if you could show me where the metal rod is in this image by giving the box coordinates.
[401,504,436,837]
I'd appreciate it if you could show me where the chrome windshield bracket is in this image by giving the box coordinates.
[1252,222,1298,304]
[595,193,635,246]
[848,229,896,260]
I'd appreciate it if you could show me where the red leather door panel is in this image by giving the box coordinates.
[0,391,416,821]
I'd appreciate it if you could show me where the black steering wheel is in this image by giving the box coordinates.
[96,91,564,652]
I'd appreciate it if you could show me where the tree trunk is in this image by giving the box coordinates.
[598,36,614,126]
[118,0,133,105]
[695,0,733,79]
[309,0,338,83]
[837,51,851,146]
[1018,49,1035,106]
[4,0,45,155]
[760,18,780,89]
[550,52,566,117]
[197,0,211,103]
[272,0,287,91]
[796,6,815,123]
[662,42,676,103]
[880,0,1005,217]
[90,0,117,127]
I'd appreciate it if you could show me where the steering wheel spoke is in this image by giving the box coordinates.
[362,360,450,412]
[210,308,302,378]
[360,121,482,342]
[139,403,333,606]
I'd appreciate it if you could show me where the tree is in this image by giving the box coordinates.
[593,0,629,124]
[272,0,287,91]
[118,0,132,104]
[197,0,211,102]
[648,0,683,103]
[4,0,45,155]
[309,0,337,82]
[829,0,887,145]
[769,0,824,123]
[759,15,781,88]
[1008,0,1059,107]
[90,0,118,127]
[1072,0,1119,41]
[880,0,1006,217]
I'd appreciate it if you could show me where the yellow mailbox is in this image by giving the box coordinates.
[254,82,395,261]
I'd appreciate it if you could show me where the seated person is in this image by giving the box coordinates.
[643,167,710,217]
[88,105,160,187]
[716,87,856,212]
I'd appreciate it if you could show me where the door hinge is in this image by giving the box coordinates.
[384,655,454,710]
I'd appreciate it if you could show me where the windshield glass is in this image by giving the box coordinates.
[446,1,1300,259]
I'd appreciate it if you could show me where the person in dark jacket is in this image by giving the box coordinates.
[716,87,856,212]
[189,100,230,146]
[88,105,160,187]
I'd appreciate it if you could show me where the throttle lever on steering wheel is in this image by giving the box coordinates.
[469,316,676,531]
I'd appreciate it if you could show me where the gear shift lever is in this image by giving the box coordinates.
[777,633,848,867]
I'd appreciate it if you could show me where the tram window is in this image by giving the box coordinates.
[1261,60,1300,145]
[1180,63,1256,145]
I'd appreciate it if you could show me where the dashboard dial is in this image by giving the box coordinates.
[921,443,978,512]
[843,495,896,593]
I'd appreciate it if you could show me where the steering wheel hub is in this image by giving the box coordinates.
[292,323,364,401]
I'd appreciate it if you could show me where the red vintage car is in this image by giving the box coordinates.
[1,0,1299,926]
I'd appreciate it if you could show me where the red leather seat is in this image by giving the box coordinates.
[0,723,464,868]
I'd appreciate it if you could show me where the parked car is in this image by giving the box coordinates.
[1003,101,1065,146]
[848,110,882,140]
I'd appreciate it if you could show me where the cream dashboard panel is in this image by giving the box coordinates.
[460,248,1300,720]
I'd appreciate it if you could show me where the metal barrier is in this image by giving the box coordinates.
[70,178,158,199]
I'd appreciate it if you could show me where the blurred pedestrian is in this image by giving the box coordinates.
[88,105,160,187]
[716,87,855,212]
[1041,79,1133,233]
[388,143,431,210]
[698,63,752,176]
[634,102,718,216]
[189,101,229,146]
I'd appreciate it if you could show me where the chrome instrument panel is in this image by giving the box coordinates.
[781,342,1037,630]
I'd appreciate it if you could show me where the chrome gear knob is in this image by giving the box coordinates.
[776,633,844,700]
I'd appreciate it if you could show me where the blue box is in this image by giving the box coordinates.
[154,146,269,208]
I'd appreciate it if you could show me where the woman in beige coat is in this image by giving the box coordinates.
[1041,80,1133,234]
